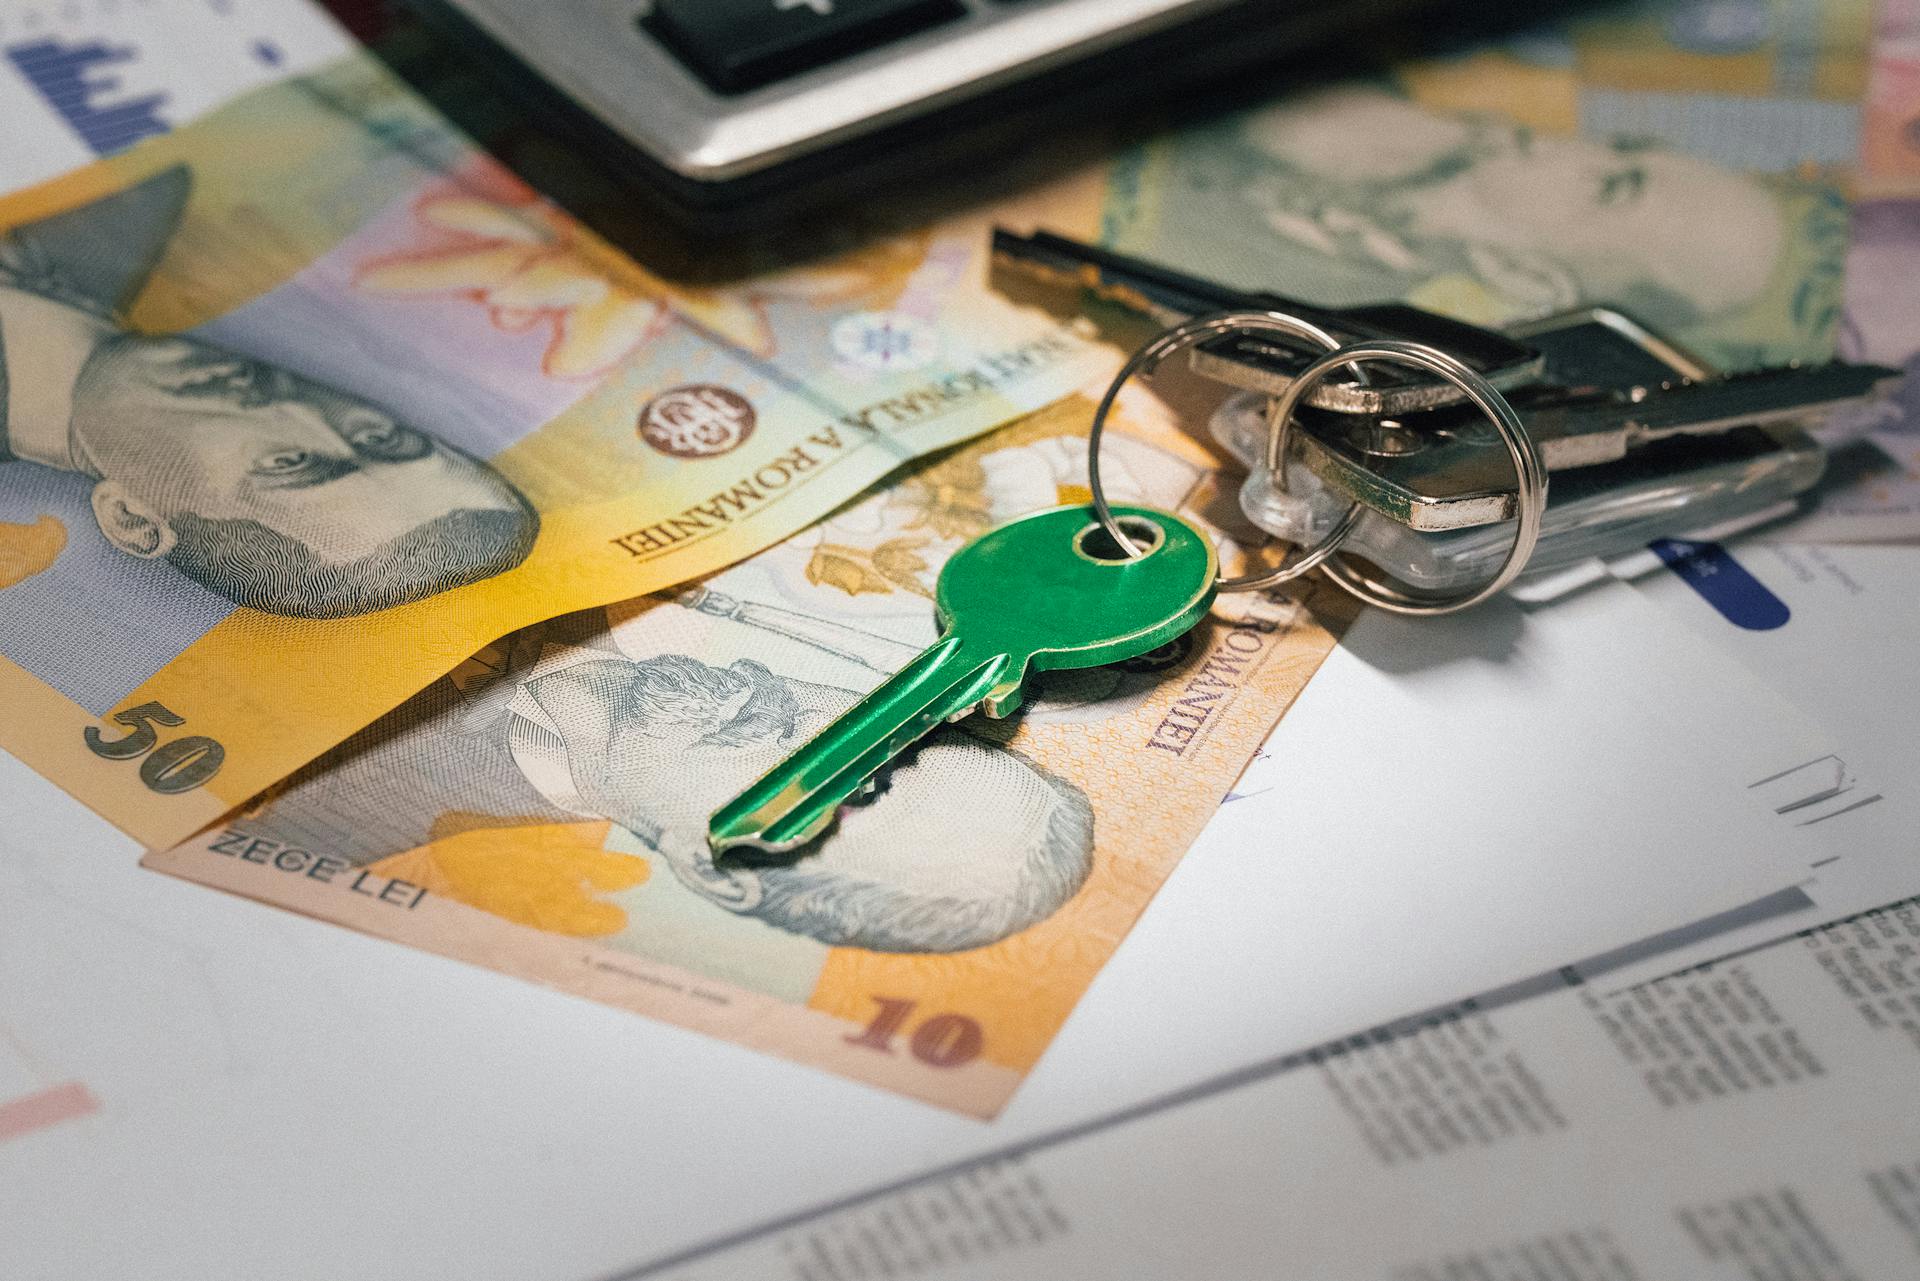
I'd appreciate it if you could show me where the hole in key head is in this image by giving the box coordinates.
[1075,515,1164,563]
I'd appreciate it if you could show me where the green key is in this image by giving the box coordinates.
[706,504,1218,856]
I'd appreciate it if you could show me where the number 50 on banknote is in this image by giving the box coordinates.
[0,45,1097,846]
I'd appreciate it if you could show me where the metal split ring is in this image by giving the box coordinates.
[1086,310,1368,595]
[1273,341,1546,616]
[1085,317,1549,614]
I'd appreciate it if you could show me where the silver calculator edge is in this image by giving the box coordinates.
[429,0,1269,183]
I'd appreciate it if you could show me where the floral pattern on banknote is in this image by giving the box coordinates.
[798,451,997,599]
[355,184,681,377]
[352,163,924,372]
[805,539,936,599]
[896,451,997,542]
[354,155,943,373]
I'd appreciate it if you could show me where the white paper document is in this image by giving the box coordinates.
[0,576,1840,1280]
[662,893,1920,1280]
[1593,542,1919,988]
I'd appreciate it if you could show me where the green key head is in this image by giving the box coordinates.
[937,504,1218,717]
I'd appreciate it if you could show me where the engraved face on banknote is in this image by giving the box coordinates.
[68,334,538,615]
[0,167,538,619]
[507,654,1095,953]
[245,620,1098,955]
[1108,84,1846,365]
[1231,86,1782,322]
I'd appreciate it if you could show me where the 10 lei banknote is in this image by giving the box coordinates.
[0,2,1099,848]
[147,395,1348,1116]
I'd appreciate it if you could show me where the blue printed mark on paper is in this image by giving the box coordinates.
[1651,539,1791,631]
[4,38,170,156]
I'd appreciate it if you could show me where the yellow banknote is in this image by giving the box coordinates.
[145,396,1349,1116]
[0,49,1099,847]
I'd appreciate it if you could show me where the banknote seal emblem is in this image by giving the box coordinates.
[638,386,757,458]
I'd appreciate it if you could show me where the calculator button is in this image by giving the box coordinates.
[644,0,967,95]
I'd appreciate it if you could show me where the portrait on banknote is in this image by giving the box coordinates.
[257,637,1098,955]
[1228,86,1786,325]
[1108,83,1850,368]
[0,166,539,622]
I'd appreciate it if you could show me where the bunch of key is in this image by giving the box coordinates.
[703,230,1903,855]
[991,230,1903,605]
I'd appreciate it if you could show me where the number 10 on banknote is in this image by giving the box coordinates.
[0,43,1098,847]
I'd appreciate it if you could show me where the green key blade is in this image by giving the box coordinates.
[707,635,1014,855]
[707,504,1217,857]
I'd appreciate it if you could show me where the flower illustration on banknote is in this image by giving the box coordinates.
[355,184,933,375]
[354,193,749,374]
[782,426,1200,611]
[805,537,935,599]
[896,452,996,542]
[797,451,991,600]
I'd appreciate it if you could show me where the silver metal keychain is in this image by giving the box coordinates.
[1085,310,1548,615]
[1010,230,1897,613]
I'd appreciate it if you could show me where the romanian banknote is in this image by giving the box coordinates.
[1104,0,1866,371]
[145,395,1349,1116]
[0,1,1098,848]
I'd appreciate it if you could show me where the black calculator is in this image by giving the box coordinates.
[405,0,1417,231]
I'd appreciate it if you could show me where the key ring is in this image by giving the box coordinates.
[1087,310,1368,594]
[1272,340,1547,616]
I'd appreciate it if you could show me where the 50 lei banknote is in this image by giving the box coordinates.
[146,394,1348,1116]
[0,0,1099,847]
